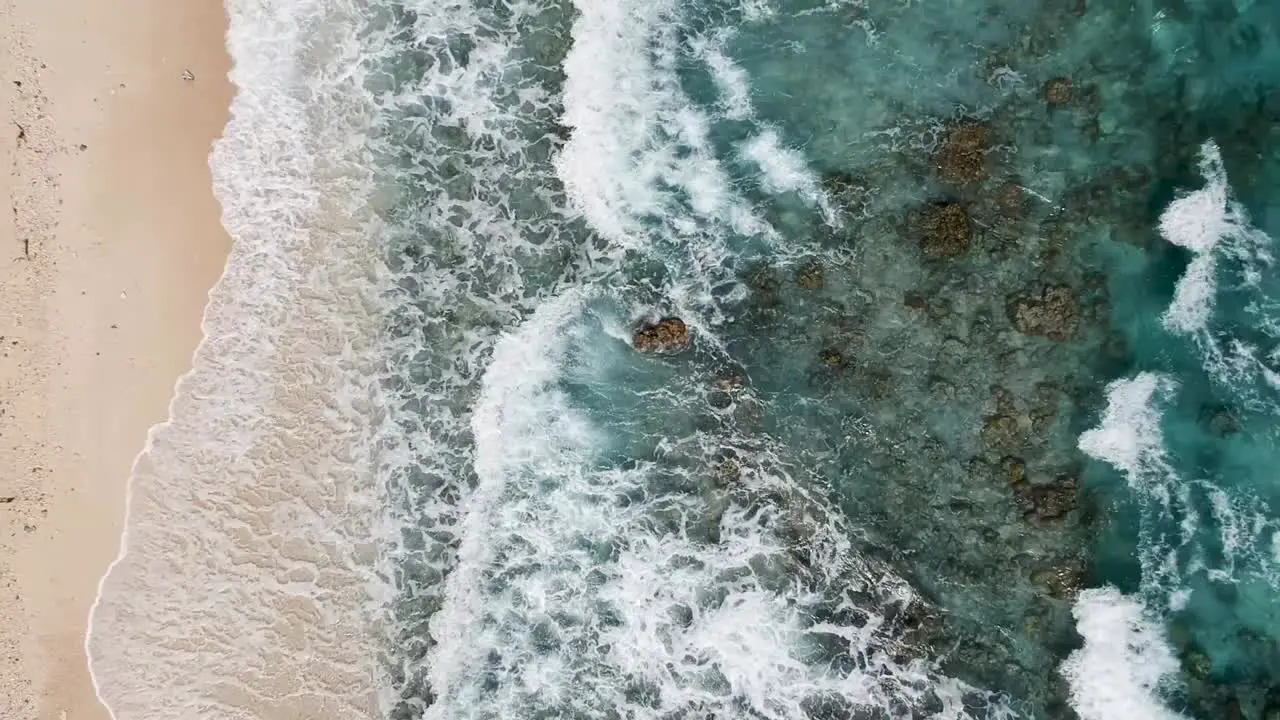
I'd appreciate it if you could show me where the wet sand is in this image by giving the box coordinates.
[0,0,232,717]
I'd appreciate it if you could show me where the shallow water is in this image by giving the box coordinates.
[87,0,1280,718]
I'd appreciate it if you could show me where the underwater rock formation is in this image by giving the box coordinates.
[995,181,1024,215]
[795,260,825,290]
[633,317,691,353]
[1030,559,1085,600]
[1008,285,1079,341]
[823,171,871,216]
[1013,473,1079,523]
[921,203,973,259]
[937,121,988,185]
[818,348,844,368]
[1044,77,1073,106]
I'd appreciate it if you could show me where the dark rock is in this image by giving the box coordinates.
[937,121,988,185]
[733,398,763,430]
[716,460,741,487]
[929,376,956,400]
[991,385,1017,416]
[866,369,894,400]
[921,203,973,259]
[1045,77,1073,106]
[967,456,993,481]
[1003,456,1027,486]
[1031,559,1086,600]
[819,348,844,368]
[903,292,930,313]
[713,373,746,394]
[1015,474,1079,522]
[1008,285,1079,341]
[1104,332,1128,360]
[748,267,781,308]
[1031,383,1061,433]
[996,181,1024,214]
[1184,649,1212,681]
[981,414,1022,452]
[801,692,860,720]
[795,260,825,290]
[1200,405,1241,437]
[633,317,690,353]
[707,390,733,410]
[823,171,871,215]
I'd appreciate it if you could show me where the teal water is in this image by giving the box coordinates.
[88,0,1280,717]
[366,0,1280,717]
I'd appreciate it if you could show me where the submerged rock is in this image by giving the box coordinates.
[996,181,1024,214]
[795,260,825,290]
[1002,456,1027,486]
[981,414,1022,452]
[819,348,844,368]
[823,171,871,215]
[748,266,782,308]
[921,203,973,259]
[1200,405,1242,437]
[1015,474,1079,523]
[633,317,691,353]
[1045,77,1073,107]
[937,121,988,185]
[1008,285,1079,341]
[1030,559,1085,600]
[713,373,746,394]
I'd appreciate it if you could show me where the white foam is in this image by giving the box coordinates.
[86,1,387,717]
[1078,373,1173,478]
[741,129,840,225]
[1157,142,1279,414]
[1061,587,1189,720]
[1160,141,1231,333]
[741,129,812,195]
[1160,142,1232,255]
[1159,140,1274,335]
[555,0,776,306]
[691,31,755,121]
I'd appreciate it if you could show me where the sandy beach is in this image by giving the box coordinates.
[0,0,232,717]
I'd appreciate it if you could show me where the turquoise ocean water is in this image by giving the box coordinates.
[84,0,1280,718]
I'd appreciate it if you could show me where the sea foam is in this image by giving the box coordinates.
[1160,140,1273,337]
[1061,588,1188,720]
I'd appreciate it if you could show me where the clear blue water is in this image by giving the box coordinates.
[89,0,1280,717]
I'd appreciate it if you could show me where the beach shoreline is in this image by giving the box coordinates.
[0,1,232,717]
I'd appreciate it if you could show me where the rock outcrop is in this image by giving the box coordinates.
[921,203,973,259]
[633,317,691,353]
[795,260,825,290]
[1008,285,1079,341]
[1045,77,1073,107]
[937,121,988,185]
